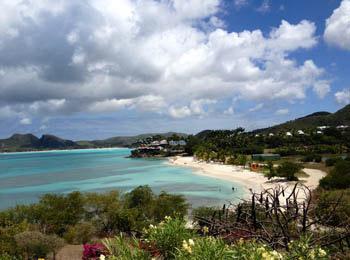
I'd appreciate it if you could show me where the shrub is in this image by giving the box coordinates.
[175,237,234,259]
[0,221,29,257]
[275,162,303,181]
[102,234,150,260]
[319,160,350,189]
[325,157,343,167]
[63,222,96,244]
[14,231,65,259]
[153,192,188,222]
[287,235,328,260]
[230,240,282,259]
[191,206,222,228]
[314,189,350,226]
[144,217,194,259]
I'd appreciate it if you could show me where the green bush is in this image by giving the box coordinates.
[325,157,343,167]
[314,189,350,226]
[230,240,282,260]
[102,234,150,260]
[191,206,222,228]
[319,160,350,189]
[144,217,194,259]
[287,235,327,260]
[14,231,65,259]
[63,222,96,244]
[275,162,303,181]
[175,237,234,259]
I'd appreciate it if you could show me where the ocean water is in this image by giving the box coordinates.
[0,148,244,209]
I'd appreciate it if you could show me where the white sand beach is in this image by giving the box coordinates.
[169,156,327,201]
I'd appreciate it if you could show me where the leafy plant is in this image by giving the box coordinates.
[102,234,150,260]
[144,217,194,259]
[175,237,234,260]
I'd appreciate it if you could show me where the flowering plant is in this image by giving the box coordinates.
[82,243,106,260]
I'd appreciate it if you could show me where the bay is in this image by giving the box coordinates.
[0,148,244,209]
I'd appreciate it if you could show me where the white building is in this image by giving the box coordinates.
[286,132,293,137]
[297,130,305,135]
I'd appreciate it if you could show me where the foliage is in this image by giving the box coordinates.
[63,222,96,244]
[0,221,29,257]
[230,240,283,260]
[144,217,194,259]
[35,191,85,235]
[175,237,234,260]
[319,160,350,189]
[275,161,303,181]
[287,235,328,260]
[191,206,222,228]
[324,157,343,166]
[14,231,65,259]
[301,153,322,163]
[314,189,350,226]
[266,161,303,181]
[102,234,150,260]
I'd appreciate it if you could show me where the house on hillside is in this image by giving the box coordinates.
[297,130,305,135]
[286,132,293,137]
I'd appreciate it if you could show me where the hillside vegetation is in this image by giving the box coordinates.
[253,104,350,134]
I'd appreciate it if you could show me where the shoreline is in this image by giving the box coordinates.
[169,156,327,201]
[0,147,128,155]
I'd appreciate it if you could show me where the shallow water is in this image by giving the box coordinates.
[0,148,244,209]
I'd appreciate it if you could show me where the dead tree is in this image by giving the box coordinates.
[194,183,350,251]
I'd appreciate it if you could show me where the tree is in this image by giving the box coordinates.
[15,231,65,260]
[275,162,303,181]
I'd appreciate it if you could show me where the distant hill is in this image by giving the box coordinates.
[0,134,79,152]
[78,132,188,148]
[253,104,350,134]
[0,132,188,152]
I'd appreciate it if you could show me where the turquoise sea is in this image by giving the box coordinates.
[0,148,244,209]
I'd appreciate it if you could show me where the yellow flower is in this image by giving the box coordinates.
[318,248,326,257]
[164,216,172,221]
[202,226,209,234]
[149,224,155,229]
[188,239,195,246]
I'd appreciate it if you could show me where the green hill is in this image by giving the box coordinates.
[79,132,188,148]
[0,134,79,152]
[253,104,350,134]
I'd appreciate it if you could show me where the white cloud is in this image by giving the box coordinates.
[0,0,329,122]
[335,88,350,105]
[313,80,330,98]
[168,106,192,118]
[275,108,289,115]
[19,118,32,125]
[324,0,350,50]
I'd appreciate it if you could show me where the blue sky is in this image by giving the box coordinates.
[0,0,349,140]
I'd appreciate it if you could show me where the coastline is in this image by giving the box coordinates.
[169,156,327,201]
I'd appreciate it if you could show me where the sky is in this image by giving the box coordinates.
[0,0,349,140]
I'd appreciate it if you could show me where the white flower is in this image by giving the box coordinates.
[99,254,105,260]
